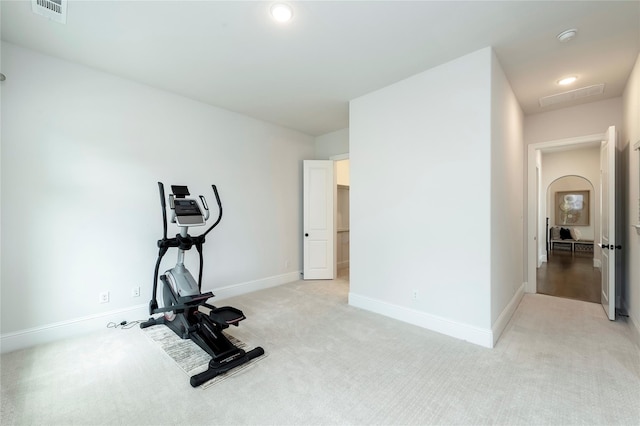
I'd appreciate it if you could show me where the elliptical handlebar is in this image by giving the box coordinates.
[203,184,223,237]
[150,182,223,313]
[199,195,210,221]
[156,182,222,238]
[158,182,168,240]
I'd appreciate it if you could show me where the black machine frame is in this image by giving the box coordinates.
[141,182,264,387]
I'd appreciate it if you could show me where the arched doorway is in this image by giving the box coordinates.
[537,175,601,303]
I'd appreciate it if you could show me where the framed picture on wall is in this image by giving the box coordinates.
[555,190,589,226]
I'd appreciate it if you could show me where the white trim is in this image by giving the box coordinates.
[594,258,602,268]
[531,133,604,151]
[337,260,350,268]
[623,299,640,348]
[0,304,148,354]
[348,292,494,348]
[329,153,349,161]
[634,140,640,231]
[491,284,525,346]
[0,271,300,354]
[209,271,300,301]
[526,133,605,294]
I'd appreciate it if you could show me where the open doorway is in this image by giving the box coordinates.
[526,133,603,294]
[301,156,350,282]
[537,175,601,303]
[335,158,350,281]
[527,127,619,319]
[527,126,624,321]
[302,156,349,282]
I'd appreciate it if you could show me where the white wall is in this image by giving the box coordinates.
[525,97,623,145]
[315,128,349,159]
[0,43,314,351]
[350,48,497,347]
[489,51,525,337]
[622,53,640,344]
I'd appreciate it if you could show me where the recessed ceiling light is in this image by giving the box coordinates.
[270,3,293,23]
[558,76,578,85]
[557,29,577,42]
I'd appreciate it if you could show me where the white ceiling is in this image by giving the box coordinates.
[1,1,638,136]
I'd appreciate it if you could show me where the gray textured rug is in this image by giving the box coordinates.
[141,322,266,389]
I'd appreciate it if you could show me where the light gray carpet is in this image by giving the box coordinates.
[141,321,266,389]
[2,278,639,425]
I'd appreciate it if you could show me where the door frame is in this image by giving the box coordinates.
[330,154,350,161]
[526,133,605,293]
[330,153,349,277]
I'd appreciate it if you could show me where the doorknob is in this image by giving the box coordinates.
[601,244,610,249]
[614,244,622,250]
[305,233,309,237]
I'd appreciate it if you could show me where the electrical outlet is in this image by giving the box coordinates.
[285,259,290,269]
[132,286,141,297]
[412,289,418,300]
[99,291,110,304]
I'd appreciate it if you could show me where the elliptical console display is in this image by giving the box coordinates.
[141,182,264,387]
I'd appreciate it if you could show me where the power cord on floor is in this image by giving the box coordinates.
[107,320,143,329]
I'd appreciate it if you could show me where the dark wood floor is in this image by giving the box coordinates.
[537,250,601,303]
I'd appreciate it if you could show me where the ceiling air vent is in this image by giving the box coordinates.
[32,0,67,24]
[539,84,605,108]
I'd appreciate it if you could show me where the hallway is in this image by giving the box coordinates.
[537,250,601,303]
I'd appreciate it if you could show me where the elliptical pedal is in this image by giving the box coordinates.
[208,306,246,327]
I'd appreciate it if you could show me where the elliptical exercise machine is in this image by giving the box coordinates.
[141,182,264,387]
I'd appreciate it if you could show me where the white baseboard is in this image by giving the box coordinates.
[210,271,300,301]
[538,255,546,266]
[0,304,149,354]
[491,283,525,346]
[525,280,536,294]
[0,271,300,354]
[348,293,493,348]
[623,299,640,348]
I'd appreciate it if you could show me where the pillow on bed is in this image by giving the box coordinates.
[570,227,582,241]
[560,227,572,239]
[550,227,561,240]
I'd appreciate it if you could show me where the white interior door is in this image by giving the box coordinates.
[600,125,617,320]
[303,160,335,280]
